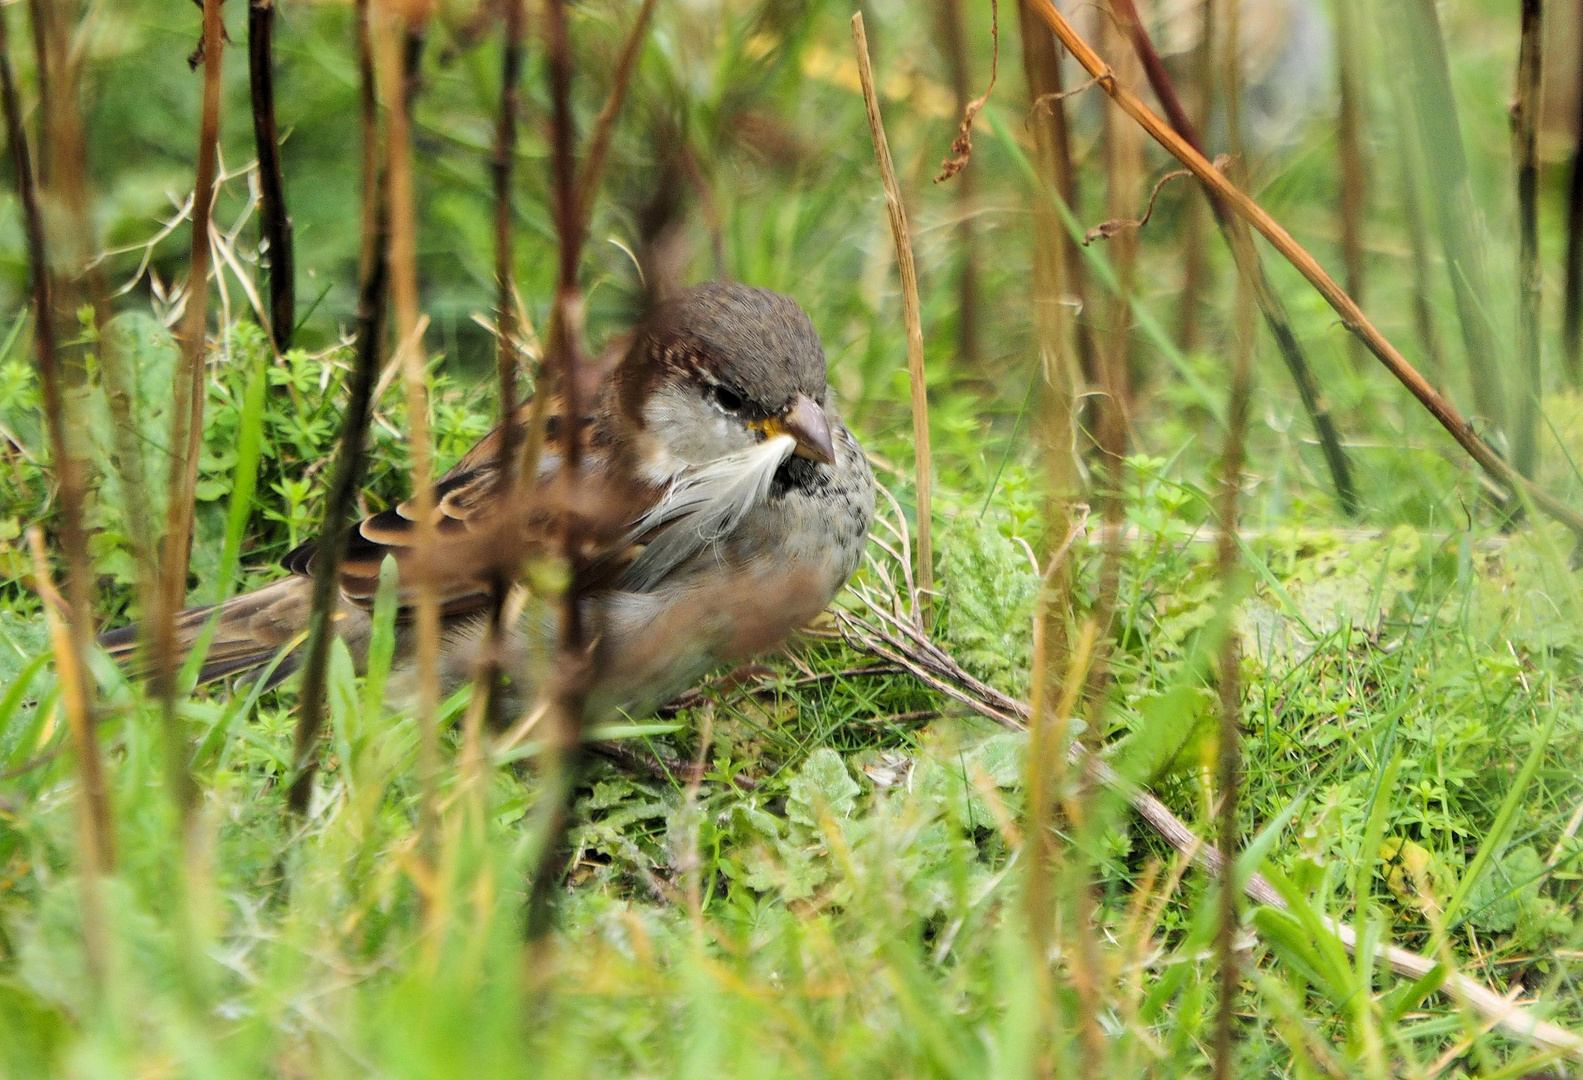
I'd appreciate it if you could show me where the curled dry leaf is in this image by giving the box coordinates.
[1084,168,1191,245]
[935,0,999,183]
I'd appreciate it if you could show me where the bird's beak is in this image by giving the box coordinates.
[767,393,836,464]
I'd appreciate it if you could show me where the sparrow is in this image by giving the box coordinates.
[102,282,876,721]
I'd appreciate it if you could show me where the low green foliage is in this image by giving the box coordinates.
[3,0,1583,1073]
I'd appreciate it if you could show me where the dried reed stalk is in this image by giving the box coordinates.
[26,530,109,993]
[1028,0,1583,543]
[1212,3,1251,1069]
[526,0,596,944]
[285,197,389,816]
[378,4,442,860]
[936,0,981,367]
[1177,0,1212,352]
[1567,53,1583,384]
[1334,0,1367,369]
[1101,0,1357,517]
[1099,7,1139,450]
[150,0,225,828]
[852,12,934,617]
[1513,0,1543,479]
[1018,0,1087,1051]
[2,10,114,882]
[1022,11,1103,419]
[249,0,295,350]
[468,0,528,748]
[34,0,100,345]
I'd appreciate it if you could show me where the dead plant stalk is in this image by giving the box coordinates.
[379,3,442,866]
[1211,1,1251,1067]
[525,0,598,946]
[1513,0,1543,478]
[852,12,935,618]
[1,8,115,945]
[153,0,226,828]
[249,0,294,350]
[1029,0,1583,543]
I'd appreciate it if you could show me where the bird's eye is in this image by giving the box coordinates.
[713,385,743,412]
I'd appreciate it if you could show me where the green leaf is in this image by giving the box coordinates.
[787,748,859,830]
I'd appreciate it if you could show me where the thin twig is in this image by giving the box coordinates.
[1566,36,1583,384]
[1334,0,1367,369]
[1029,0,1583,544]
[2,7,115,939]
[1512,0,1543,478]
[249,0,294,350]
[154,0,226,824]
[26,530,109,995]
[1029,75,1101,113]
[525,0,598,945]
[852,12,934,620]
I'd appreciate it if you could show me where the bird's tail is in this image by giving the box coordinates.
[99,576,315,686]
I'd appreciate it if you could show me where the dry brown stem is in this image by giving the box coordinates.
[1029,0,1583,542]
[937,0,982,366]
[525,0,599,946]
[26,529,110,993]
[1567,41,1583,383]
[852,12,935,618]
[1211,15,1251,1069]
[1564,53,1576,383]
[1334,0,1367,369]
[4,8,115,939]
[380,4,441,866]
[249,0,294,350]
[151,0,225,828]
[1513,0,1543,478]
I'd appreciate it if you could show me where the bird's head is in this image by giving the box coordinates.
[616,282,837,476]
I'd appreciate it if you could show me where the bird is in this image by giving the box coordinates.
[101,282,876,722]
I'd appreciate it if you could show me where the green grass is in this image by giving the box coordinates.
[5,0,1583,1073]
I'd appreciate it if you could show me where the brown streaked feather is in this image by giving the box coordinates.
[281,374,658,625]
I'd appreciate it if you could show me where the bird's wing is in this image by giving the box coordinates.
[284,399,795,614]
[282,394,606,616]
